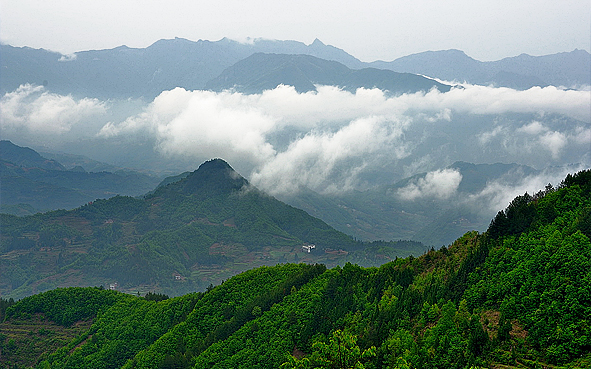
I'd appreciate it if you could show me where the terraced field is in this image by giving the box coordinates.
[0,314,92,368]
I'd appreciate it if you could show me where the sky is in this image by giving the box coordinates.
[1,0,589,62]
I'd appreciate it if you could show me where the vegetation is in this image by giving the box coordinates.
[0,159,424,300]
[0,170,589,368]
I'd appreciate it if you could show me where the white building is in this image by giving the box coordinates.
[302,244,316,253]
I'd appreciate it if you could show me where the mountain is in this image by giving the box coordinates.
[0,158,424,300]
[281,161,542,246]
[0,38,364,99]
[2,40,587,100]
[0,140,65,171]
[371,49,487,84]
[38,150,142,174]
[490,49,591,87]
[370,48,590,89]
[1,170,589,368]
[0,140,162,215]
[205,53,451,94]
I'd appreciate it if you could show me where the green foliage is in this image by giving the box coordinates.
[282,330,376,369]
[465,169,591,364]
[125,263,325,369]
[5,287,122,326]
[0,297,15,322]
[0,170,589,368]
[144,292,170,301]
[307,329,376,369]
[1,159,371,300]
[41,293,201,369]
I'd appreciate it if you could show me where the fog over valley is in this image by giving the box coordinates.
[2,80,589,196]
[0,38,589,244]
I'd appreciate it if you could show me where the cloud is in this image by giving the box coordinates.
[517,121,547,135]
[573,126,591,145]
[477,125,506,145]
[100,88,277,166]
[466,165,587,213]
[250,116,408,194]
[477,117,589,162]
[539,131,567,159]
[93,83,589,194]
[396,168,463,200]
[58,53,77,62]
[0,84,106,134]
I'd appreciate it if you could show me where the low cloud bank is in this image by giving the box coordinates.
[397,169,463,200]
[0,84,106,134]
[2,83,589,196]
[97,84,589,195]
[250,116,408,194]
[466,165,588,214]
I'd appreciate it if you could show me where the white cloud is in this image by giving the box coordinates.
[573,126,591,145]
[396,168,463,200]
[387,84,590,122]
[539,131,568,159]
[250,116,407,195]
[466,165,588,213]
[478,125,506,145]
[94,83,589,194]
[0,84,106,134]
[58,53,77,62]
[517,121,547,135]
[100,88,277,165]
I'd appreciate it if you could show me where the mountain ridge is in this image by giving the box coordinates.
[0,140,162,215]
[371,48,590,88]
[1,39,588,99]
[205,53,451,94]
[0,38,364,99]
[0,156,424,300]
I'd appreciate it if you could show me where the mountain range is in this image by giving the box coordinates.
[0,157,424,300]
[205,53,451,94]
[370,48,590,89]
[2,38,588,99]
[0,38,364,99]
[0,140,162,215]
[3,140,570,247]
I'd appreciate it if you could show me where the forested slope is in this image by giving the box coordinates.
[1,158,423,299]
[0,170,589,368]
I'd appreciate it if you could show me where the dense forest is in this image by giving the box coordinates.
[0,169,589,368]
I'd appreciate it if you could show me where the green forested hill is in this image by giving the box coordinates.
[0,159,423,299]
[0,170,589,368]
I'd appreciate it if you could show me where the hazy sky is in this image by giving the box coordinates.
[1,0,589,62]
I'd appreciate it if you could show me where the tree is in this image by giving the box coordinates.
[288,330,376,369]
[468,316,489,356]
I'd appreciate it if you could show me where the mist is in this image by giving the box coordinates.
[464,164,588,215]
[1,84,107,135]
[2,83,589,196]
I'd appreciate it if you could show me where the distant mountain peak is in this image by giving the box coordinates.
[0,140,65,171]
[311,38,325,46]
[175,158,249,196]
[205,52,451,94]
[196,158,235,174]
